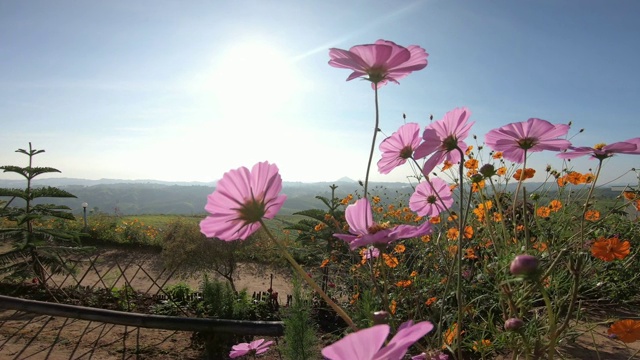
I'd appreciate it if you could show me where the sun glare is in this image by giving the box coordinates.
[205,40,299,118]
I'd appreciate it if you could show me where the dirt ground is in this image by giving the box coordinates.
[0,247,638,359]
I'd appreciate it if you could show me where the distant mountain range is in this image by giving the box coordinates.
[0,177,412,215]
[0,177,631,216]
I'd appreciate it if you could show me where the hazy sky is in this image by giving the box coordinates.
[1,0,639,187]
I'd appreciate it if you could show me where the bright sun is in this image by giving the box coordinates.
[207,41,299,118]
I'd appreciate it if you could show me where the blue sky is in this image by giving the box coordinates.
[1,0,639,187]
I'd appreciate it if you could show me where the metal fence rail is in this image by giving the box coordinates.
[0,295,284,336]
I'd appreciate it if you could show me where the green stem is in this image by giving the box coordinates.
[259,220,357,331]
[488,177,510,248]
[537,281,556,360]
[512,151,528,235]
[363,87,380,199]
[579,159,603,248]
[456,148,465,360]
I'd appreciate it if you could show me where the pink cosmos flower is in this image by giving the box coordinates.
[322,320,434,360]
[365,246,381,260]
[333,198,431,250]
[378,122,422,174]
[485,118,571,163]
[229,339,273,358]
[200,161,287,241]
[329,39,428,89]
[557,138,640,160]
[413,107,475,176]
[409,178,453,217]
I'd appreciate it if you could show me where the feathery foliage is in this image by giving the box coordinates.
[0,142,89,284]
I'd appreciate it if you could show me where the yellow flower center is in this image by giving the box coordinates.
[594,143,607,150]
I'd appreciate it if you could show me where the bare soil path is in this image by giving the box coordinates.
[0,246,638,359]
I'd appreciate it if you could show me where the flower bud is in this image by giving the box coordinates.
[504,318,525,331]
[510,255,539,276]
[470,173,484,183]
[479,164,496,178]
[372,310,389,325]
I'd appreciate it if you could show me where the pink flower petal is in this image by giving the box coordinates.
[410,178,453,217]
[485,118,570,163]
[346,198,374,235]
[414,107,474,175]
[200,161,286,241]
[328,40,427,88]
[373,321,434,360]
[377,122,422,174]
[322,324,390,360]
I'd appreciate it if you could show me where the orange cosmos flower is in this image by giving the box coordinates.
[349,293,359,304]
[585,210,600,221]
[496,166,507,176]
[471,180,485,192]
[537,206,551,217]
[492,212,503,222]
[389,300,397,315]
[394,244,406,253]
[481,239,493,248]
[396,280,412,288]
[464,248,477,259]
[447,228,459,240]
[557,175,568,187]
[472,339,492,352]
[465,158,479,170]
[492,151,503,159]
[473,208,486,222]
[622,191,637,200]
[608,319,640,343]
[636,200,640,211]
[442,160,453,171]
[581,172,595,183]
[533,242,548,252]
[429,216,441,224]
[383,253,399,268]
[320,259,330,268]
[443,323,459,349]
[591,237,631,261]
[425,297,437,306]
[566,171,583,185]
[372,195,381,204]
[466,146,474,156]
[449,183,459,191]
[464,226,474,239]
[548,199,562,212]
[314,223,327,231]
[513,168,535,181]
[421,235,431,243]
[410,271,418,277]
